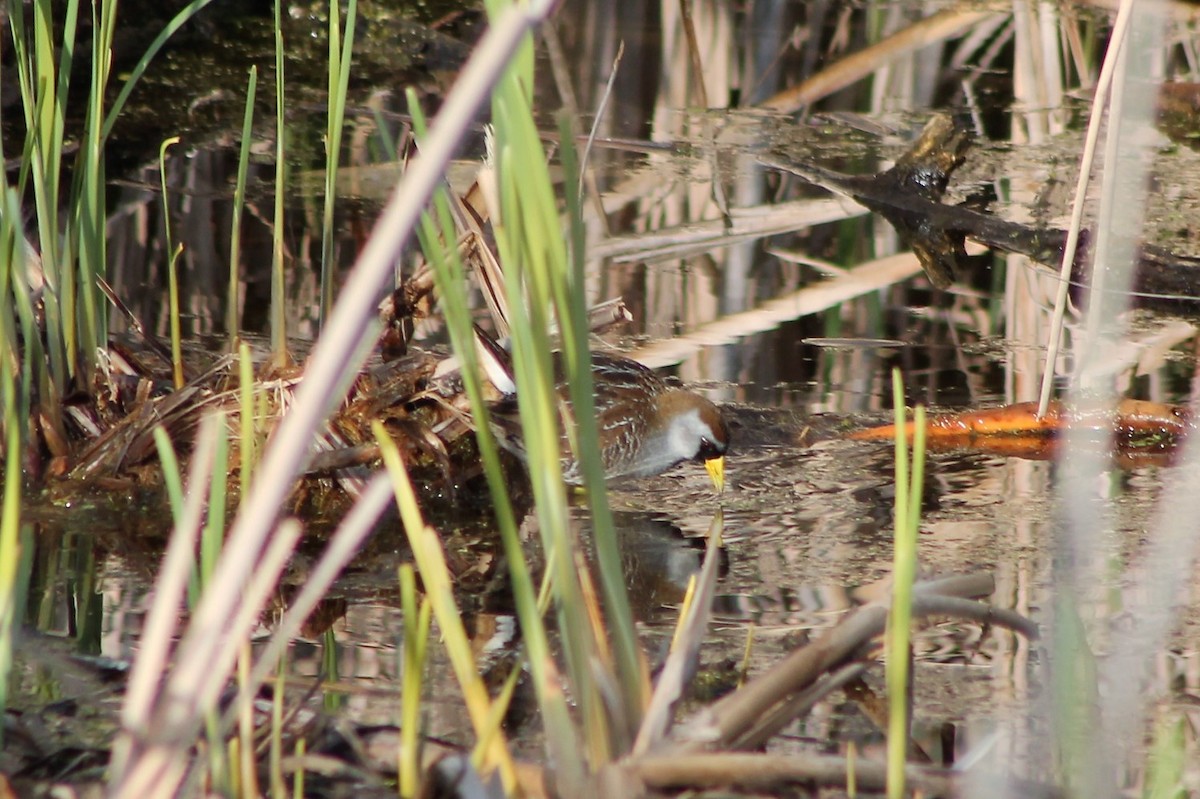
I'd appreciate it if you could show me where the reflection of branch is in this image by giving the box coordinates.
[662,572,1036,754]
[628,751,1064,798]
[608,572,1050,796]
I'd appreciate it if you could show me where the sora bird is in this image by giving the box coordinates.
[475,328,729,492]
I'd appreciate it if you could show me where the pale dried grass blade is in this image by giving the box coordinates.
[759,10,1007,113]
[591,196,865,263]
[1036,0,1133,417]
[117,413,221,733]
[630,246,991,368]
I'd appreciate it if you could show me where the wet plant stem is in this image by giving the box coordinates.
[398,564,431,798]
[887,369,924,799]
[1037,0,1133,417]
[159,136,185,389]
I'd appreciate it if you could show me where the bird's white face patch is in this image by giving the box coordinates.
[668,407,712,461]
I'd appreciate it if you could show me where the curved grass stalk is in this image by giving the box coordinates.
[1036,0,1134,417]
[159,137,185,389]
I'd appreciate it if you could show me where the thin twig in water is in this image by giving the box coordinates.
[580,40,624,211]
[632,510,724,755]
[540,20,613,235]
[1036,0,1133,418]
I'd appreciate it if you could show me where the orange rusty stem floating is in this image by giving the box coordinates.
[849,399,1193,455]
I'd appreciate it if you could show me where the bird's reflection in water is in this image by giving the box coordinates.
[573,509,729,622]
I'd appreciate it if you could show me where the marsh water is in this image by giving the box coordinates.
[12,0,1200,791]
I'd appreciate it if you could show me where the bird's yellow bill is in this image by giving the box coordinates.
[705,456,726,494]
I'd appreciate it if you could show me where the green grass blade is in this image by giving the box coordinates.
[200,416,229,594]
[0,344,27,746]
[71,0,118,378]
[398,564,431,798]
[100,0,220,141]
[153,427,187,526]
[490,88,609,761]
[0,189,37,427]
[10,0,74,387]
[319,0,358,328]
[227,66,258,346]
[554,111,645,729]
[152,426,194,604]
[1144,714,1187,799]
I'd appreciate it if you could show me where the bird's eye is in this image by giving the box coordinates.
[696,437,722,460]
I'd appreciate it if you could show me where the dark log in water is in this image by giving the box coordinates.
[763,114,1200,312]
